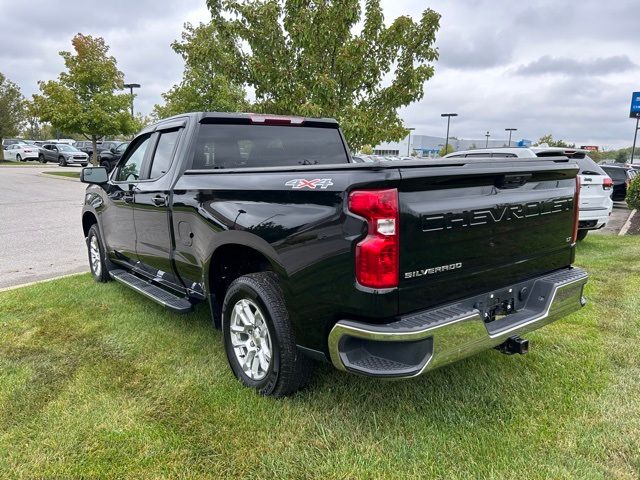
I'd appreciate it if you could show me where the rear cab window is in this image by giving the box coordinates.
[190,123,350,169]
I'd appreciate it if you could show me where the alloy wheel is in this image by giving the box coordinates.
[89,235,102,277]
[229,298,273,380]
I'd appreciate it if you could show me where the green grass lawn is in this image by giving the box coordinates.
[41,171,80,179]
[1,235,639,478]
[0,160,41,166]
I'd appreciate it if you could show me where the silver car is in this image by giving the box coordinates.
[39,143,89,166]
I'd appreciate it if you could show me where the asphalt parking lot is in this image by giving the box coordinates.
[0,164,88,289]
[592,201,631,235]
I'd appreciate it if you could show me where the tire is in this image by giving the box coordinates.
[39,154,47,164]
[59,156,67,166]
[81,163,88,167]
[16,154,24,162]
[576,229,588,241]
[86,224,111,282]
[222,272,313,396]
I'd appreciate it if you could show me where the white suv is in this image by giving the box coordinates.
[444,147,613,241]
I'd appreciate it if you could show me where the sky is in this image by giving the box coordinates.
[0,0,638,148]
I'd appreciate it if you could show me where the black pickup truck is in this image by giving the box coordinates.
[80,112,588,396]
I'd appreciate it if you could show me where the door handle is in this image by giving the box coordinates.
[151,195,167,206]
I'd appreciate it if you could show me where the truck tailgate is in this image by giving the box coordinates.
[397,159,578,314]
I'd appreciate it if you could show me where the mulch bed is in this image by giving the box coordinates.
[627,210,640,235]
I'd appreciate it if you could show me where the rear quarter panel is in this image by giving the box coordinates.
[170,167,401,350]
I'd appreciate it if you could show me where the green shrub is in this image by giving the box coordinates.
[626,174,640,210]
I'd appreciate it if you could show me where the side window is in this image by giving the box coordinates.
[149,129,181,179]
[116,135,151,182]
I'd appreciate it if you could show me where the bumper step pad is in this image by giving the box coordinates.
[329,267,588,378]
[109,269,193,313]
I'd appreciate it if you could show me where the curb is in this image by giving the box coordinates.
[0,271,88,293]
[619,209,637,236]
[38,172,80,182]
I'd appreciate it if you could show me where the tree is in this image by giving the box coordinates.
[534,134,575,148]
[171,0,440,150]
[615,150,627,163]
[360,144,374,155]
[32,34,136,163]
[154,66,247,119]
[0,73,26,160]
[439,144,455,156]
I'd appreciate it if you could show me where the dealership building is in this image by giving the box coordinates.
[372,134,531,157]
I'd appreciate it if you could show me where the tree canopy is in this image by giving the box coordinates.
[0,72,26,158]
[161,0,440,149]
[534,134,575,148]
[32,34,136,161]
[438,144,455,157]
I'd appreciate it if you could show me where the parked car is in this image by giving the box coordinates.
[74,141,97,155]
[97,142,129,172]
[45,138,76,146]
[75,140,122,158]
[601,165,637,201]
[79,112,587,396]
[444,147,614,240]
[3,143,40,162]
[39,143,89,166]
[2,138,24,150]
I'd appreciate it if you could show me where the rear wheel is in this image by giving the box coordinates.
[39,154,47,164]
[222,272,313,396]
[16,154,24,162]
[576,229,588,241]
[87,224,111,282]
[58,156,67,166]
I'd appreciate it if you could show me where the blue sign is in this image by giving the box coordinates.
[631,91,640,118]
[517,139,532,147]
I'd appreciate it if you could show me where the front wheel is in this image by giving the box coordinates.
[59,156,67,166]
[576,229,588,241]
[86,224,111,282]
[222,272,313,396]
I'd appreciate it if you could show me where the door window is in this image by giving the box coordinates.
[149,129,181,179]
[116,135,151,182]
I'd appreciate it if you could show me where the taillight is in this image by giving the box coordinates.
[603,177,613,190]
[348,188,399,289]
[571,176,580,245]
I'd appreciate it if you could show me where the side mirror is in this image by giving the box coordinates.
[110,147,117,153]
[80,167,109,184]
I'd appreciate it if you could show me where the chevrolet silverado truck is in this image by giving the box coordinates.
[80,112,588,396]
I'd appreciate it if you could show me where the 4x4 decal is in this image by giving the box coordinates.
[285,178,334,189]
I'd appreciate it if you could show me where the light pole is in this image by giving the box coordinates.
[123,83,141,118]
[631,117,639,164]
[505,128,517,147]
[441,113,458,153]
[485,131,490,148]
[407,127,416,156]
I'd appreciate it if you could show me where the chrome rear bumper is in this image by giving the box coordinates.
[328,267,588,378]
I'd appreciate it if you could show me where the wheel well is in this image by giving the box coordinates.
[208,244,273,324]
[82,212,98,237]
